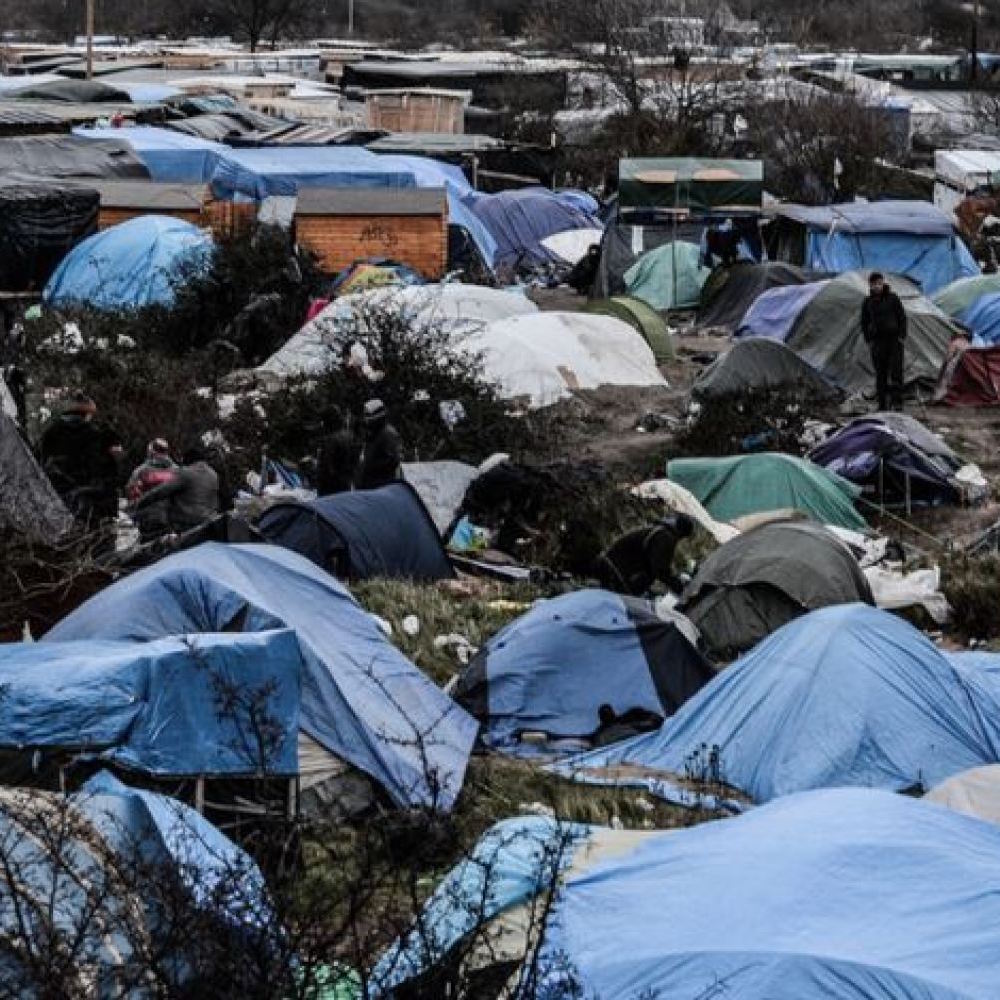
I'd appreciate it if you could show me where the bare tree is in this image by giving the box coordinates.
[210,0,306,52]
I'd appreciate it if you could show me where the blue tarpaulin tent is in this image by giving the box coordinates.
[464,187,601,268]
[257,483,455,582]
[453,590,711,750]
[957,290,1000,345]
[43,215,213,310]
[555,604,1000,807]
[770,201,977,295]
[736,280,828,340]
[0,631,300,776]
[46,543,477,810]
[376,790,1000,1000]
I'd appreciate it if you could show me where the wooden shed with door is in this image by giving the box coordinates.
[364,89,469,135]
[293,187,448,279]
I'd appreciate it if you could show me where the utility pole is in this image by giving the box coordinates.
[972,0,981,86]
[85,0,95,80]
[348,0,354,35]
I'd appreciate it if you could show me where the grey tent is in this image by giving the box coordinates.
[692,338,841,402]
[12,79,131,103]
[697,261,821,331]
[786,272,961,395]
[678,521,874,660]
[0,411,72,542]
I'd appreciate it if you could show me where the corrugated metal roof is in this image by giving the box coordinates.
[295,187,447,216]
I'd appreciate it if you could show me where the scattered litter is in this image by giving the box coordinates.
[402,615,420,637]
[433,633,477,664]
[518,801,556,818]
[372,615,394,638]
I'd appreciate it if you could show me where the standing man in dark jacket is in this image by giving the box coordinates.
[356,399,402,491]
[861,272,907,411]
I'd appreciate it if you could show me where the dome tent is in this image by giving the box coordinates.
[691,338,840,402]
[953,290,1000,344]
[585,295,675,361]
[697,260,821,331]
[935,342,1000,406]
[378,790,1000,1000]
[43,215,213,311]
[624,240,711,311]
[666,452,867,531]
[454,590,712,751]
[557,604,1000,806]
[933,272,1000,317]
[678,521,874,659]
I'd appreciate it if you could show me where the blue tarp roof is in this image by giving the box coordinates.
[43,214,214,310]
[736,280,828,340]
[379,790,1000,999]
[258,483,455,582]
[0,631,300,776]
[454,590,710,749]
[465,187,601,268]
[555,603,1000,806]
[775,200,962,236]
[959,290,1000,345]
[46,543,477,810]
[74,125,225,183]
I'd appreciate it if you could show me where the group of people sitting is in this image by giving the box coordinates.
[37,391,405,548]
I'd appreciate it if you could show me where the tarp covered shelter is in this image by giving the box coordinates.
[591,219,703,299]
[0,631,301,777]
[935,342,1000,405]
[454,590,712,749]
[463,312,667,407]
[0,183,99,291]
[74,125,224,184]
[619,158,763,214]
[257,482,455,582]
[926,764,1000,825]
[954,290,1000,344]
[697,261,820,331]
[667,453,867,530]
[558,603,1000,805]
[0,411,73,542]
[745,271,961,395]
[691,338,840,402]
[0,135,149,180]
[765,200,978,295]
[464,187,600,269]
[12,78,131,103]
[45,543,477,810]
[258,282,539,380]
[808,412,963,506]
[735,280,828,341]
[377,790,1000,1000]
[678,522,874,659]
[585,295,674,361]
[0,771,270,990]
[44,215,214,311]
[624,240,710,311]
[933,272,1000,317]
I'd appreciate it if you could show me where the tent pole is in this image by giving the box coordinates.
[905,472,911,516]
[195,777,205,814]
[879,459,885,513]
[85,0,95,80]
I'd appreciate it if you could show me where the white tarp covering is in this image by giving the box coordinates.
[541,227,605,265]
[633,479,740,544]
[258,283,540,379]
[926,764,1000,824]
[465,312,667,407]
[402,460,477,535]
[863,565,952,624]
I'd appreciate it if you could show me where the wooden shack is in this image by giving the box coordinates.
[364,89,469,135]
[89,181,209,230]
[294,188,448,279]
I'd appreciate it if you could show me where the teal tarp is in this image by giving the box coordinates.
[667,453,866,530]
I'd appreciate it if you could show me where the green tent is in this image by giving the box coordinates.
[586,295,675,361]
[625,241,710,311]
[667,453,867,531]
[619,158,763,213]
[933,274,1000,317]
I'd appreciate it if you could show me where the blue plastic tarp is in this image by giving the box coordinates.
[464,187,601,268]
[46,543,477,810]
[379,790,1000,1000]
[959,290,1000,345]
[258,482,455,582]
[777,201,963,236]
[457,590,709,749]
[74,125,225,183]
[43,214,213,310]
[736,280,828,340]
[805,230,977,296]
[555,603,1000,805]
[0,631,300,775]
[208,146,416,201]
